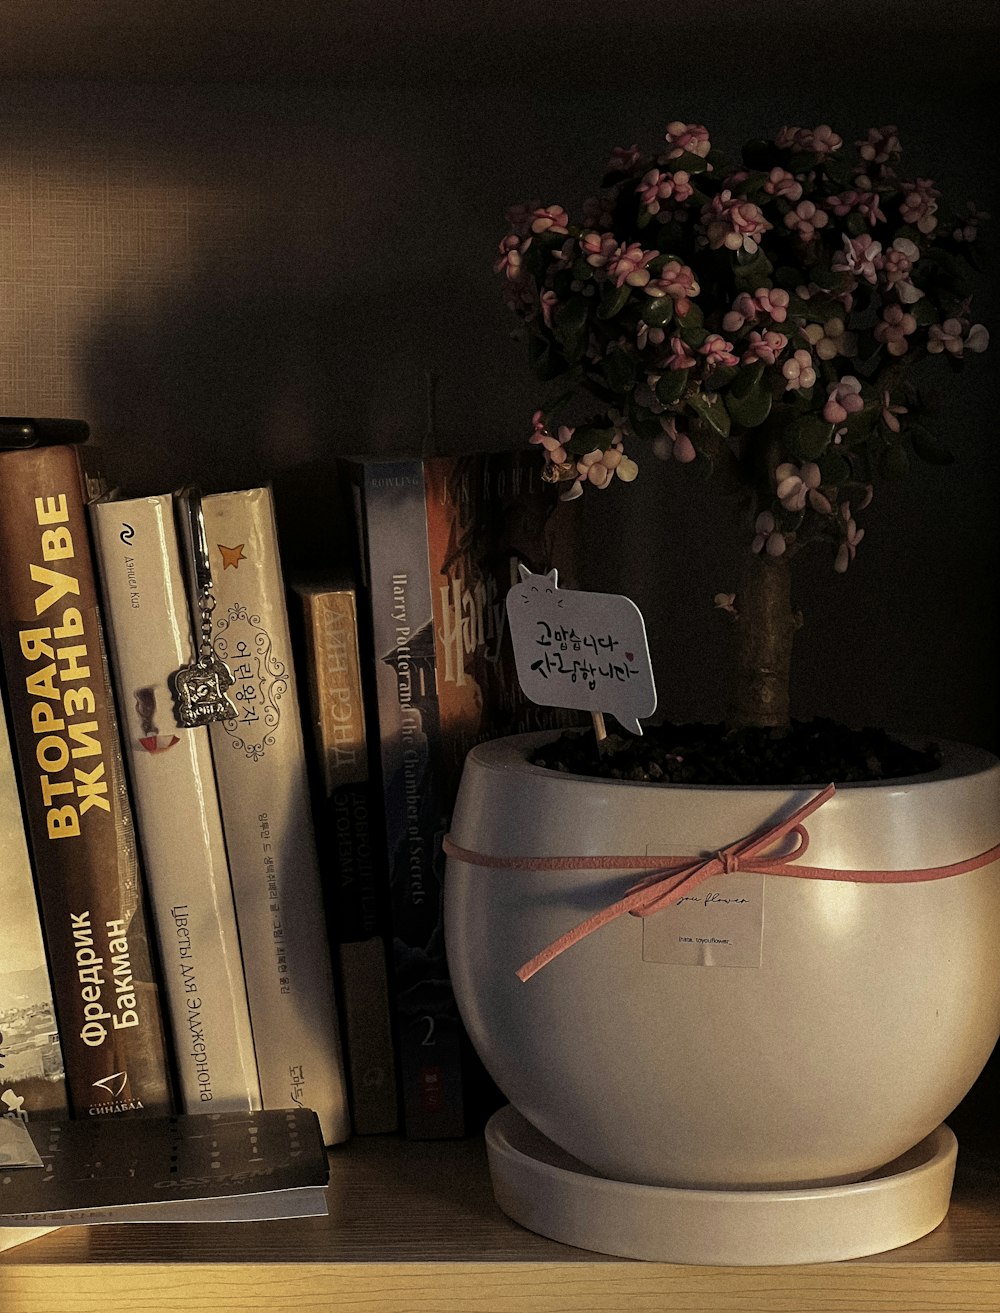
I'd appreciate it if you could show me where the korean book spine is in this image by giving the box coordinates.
[191,486,350,1145]
[290,576,398,1134]
[0,443,172,1117]
[90,493,262,1114]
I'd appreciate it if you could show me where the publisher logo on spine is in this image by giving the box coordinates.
[90,1069,144,1116]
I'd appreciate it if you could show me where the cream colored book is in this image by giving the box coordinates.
[191,486,350,1145]
[89,494,261,1115]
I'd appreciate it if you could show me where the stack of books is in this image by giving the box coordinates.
[0,428,580,1157]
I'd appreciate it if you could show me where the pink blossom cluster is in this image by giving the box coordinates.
[497,116,990,566]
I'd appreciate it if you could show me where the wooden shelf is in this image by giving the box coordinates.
[2,1134,999,1313]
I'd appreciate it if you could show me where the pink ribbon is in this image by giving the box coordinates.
[442,783,1000,982]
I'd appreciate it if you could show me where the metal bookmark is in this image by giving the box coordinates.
[170,487,237,728]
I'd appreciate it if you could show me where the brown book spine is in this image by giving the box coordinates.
[0,444,173,1117]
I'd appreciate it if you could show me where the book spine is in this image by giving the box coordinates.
[0,686,69,1122]
[291,583,398,1134]
[0,444,173,1117]
[198,487,350,1145]
[89,494,262,1115]
[351,460,465,1138]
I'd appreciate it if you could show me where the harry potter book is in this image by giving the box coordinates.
[90,494,262,1115]
[191,487,350,1146]
[0,443,173,1118]
[290,575,398,1134]
[343,450,579,1138]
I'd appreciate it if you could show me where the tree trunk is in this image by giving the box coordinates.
[727,552,799,730]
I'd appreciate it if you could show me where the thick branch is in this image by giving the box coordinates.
[727,553,801,730]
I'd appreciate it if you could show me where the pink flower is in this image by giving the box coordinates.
[822,375,864,424]
[637,167,694,216]
[644,259,700,317]
[953,201,989,243]
[664,121,711,159]
[801,317,856,360]
[826,190,886,226]
[701,191,772,254]
[881,390,907,433]
[504,200,541,236]
[652,415,697,463]
[874,304,918,356]
[722,292,759,333]
[700,334,739,368]
[882,237,923,304]
[781,349,816,391]
[751,511,786,557]
[494,233,532,279]
[662,334,697,371]
[856,126,901,165]
[775,461,832,514]
[834,504,865,573]
[776,124,842,155]
[927,318,990,356]
[763,167,802,202]
[742,329,788,365]
[899,179,940,234]
[605,242,658,288]
[529,205,570,235]
[581,191,617,230]
[580,230,619,268]
[756,287,790,323]
[607,144,642,173]
[784,199,829,241]
[529,414,570,465]
[540,289,559,329]
[832,234,883,284]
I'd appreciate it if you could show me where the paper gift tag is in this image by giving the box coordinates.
[506,567,656,735]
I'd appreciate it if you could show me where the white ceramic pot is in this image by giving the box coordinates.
[444,732,1000,1190]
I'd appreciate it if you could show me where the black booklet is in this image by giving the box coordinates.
[0,1107,329,1227]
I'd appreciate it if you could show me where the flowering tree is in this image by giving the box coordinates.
[495,121,989,731]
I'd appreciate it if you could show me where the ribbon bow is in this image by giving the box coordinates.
[441,782,1000,982]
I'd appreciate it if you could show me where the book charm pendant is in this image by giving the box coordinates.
[171,489,237,728]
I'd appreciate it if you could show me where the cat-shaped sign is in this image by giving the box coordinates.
[505,566,656,735]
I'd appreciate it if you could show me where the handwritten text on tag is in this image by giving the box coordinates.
[506,567,657,735]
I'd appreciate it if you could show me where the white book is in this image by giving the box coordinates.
[89,494,261,1115]
[192,486,350,1146]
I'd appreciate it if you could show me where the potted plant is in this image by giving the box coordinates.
[443,119,1000,1264]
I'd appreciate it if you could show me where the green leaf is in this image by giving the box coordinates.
[687,390,731,438]
[676,303,704,330]
[597,282,630,320]
[566,424,617,455]
[733,250,774,293]
[703,363,740,391]
[527,333,567,382]
[880,442,910,479]
[846,212,868,237]
[628,401,666,441]
[818,451,851,485]
[908,422,955,465]
[552,295,590,362]
[787,414,834,459]
[667,148,713,174]
[730,359,765,400]
[910,297,938,326]
[725,377,773,429]
[640,295,675,327]
[602,347,638,394]
[655,368,689,406]
[774,265,803,290]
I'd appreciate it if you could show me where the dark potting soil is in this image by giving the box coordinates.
[529,718,942,786]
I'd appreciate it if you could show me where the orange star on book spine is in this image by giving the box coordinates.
[218,542,246,569]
